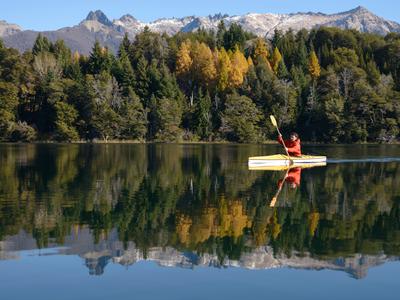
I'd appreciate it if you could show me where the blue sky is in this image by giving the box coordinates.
[2,0,400,31]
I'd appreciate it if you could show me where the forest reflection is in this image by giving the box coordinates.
[0,144,399,276]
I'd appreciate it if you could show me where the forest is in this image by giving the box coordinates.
[0,23,400,143]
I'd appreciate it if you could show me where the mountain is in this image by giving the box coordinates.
[2,6,400,54]
[1,229,399,278]
[0,20,21,38]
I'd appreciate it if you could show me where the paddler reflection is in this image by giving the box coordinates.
[270,167,301,207]
[278,167,301,189]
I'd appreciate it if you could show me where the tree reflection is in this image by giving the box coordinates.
[0,144,399,267]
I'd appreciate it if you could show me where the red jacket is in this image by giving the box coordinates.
[278,167,302,188]
[278,135,302,157]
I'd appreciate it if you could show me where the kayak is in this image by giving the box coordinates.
[248,154,327,169]
[248,162,326,171]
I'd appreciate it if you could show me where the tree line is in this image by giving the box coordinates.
[0,23,399,143]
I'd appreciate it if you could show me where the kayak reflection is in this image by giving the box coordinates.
[248,163,326,207]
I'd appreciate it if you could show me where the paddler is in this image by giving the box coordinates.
[277,132,301,157]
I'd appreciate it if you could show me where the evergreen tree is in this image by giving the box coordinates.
[195,89,212,140]
[277,58,289,79]
[0,82,18,140]
[223,23,247,51]
[88,41,113,74]
[32,34,51,55]
[151,97,183,142]
[216,21,227,49]
[120,88,148,140]
[220,94,262,142]
[135,55,150,103]
[113,47,136,96]
[54,101,79,141]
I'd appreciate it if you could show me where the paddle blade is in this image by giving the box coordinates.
[270,115,277,127]
[270,197,277,207]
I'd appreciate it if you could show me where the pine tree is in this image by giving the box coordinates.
[152,97,183,142]
[216,21,227,49]
[32,34,51,55]
[54,101,79,141]
[220,94,262,142]
[195,89,212,140]
[114,47,136,96]
[366,59,381,86]
[277,58,289,79]
[119,33,132,58]
[223,23,247,51]
[88,41,113,74]
[135,55,149,103]
[120,87,148,140]
[0,82,19,139]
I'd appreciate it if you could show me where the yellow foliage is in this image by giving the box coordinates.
[271,211,282,239]
[191,41,217,87]
[308,212,320,236]
[308,50,321,80]
[253,38,271,69]
[177,197,252,245]
[229,46,249,87]
[73,51,80,63]
[271,47,282,74]
[175,40,193,77]
[247,56,254,67]
[216,48,232,92]
[101,47,108,55]
[176,213,193,245]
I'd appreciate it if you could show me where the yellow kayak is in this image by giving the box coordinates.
[248,154,327,169]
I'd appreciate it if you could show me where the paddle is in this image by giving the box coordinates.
[270,115,293,165]
[269,167,290,207]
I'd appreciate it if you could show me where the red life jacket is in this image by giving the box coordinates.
[277,136,302,157]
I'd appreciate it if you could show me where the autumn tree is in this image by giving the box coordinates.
[308,50,321,80]
[271,47,283,74]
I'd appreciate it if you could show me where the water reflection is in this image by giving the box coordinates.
[0,144,399,279]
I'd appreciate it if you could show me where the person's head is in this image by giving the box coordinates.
[289,182,298,189]
[290,132,299,141]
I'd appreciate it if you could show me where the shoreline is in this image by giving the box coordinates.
[0,140,398,145]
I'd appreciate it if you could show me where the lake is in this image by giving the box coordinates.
[0,144,399,299]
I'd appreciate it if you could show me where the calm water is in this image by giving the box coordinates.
[0,144,399,299]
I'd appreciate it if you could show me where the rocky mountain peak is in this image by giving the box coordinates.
[85,10,113,26]
[0,20,22,38]
[353,6,369,13]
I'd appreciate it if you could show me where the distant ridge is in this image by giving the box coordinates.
[1,6,400,54]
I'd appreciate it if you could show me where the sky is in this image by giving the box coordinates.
[2,0,400,31]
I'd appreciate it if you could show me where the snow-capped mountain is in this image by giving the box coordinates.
[2,6,400,54]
